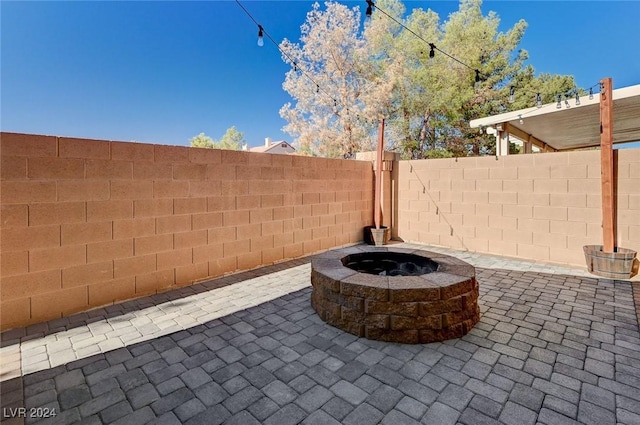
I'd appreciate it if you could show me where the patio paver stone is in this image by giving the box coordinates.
[1,243,639,425]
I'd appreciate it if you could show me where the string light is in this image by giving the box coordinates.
[365,0,489,82]
[257,25,264,47]
[509,86,515,103]
[236,0,348,114]
[510,81,599,110]
[365,0,374,19]
[518,114,523,124]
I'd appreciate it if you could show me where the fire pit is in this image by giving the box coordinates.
[342,251,438,276]
[311,246,479,344]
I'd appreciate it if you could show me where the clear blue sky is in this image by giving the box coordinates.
[2,1,639,148]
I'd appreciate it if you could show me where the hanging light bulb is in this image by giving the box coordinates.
[536,93,542,108]
[518,114,524,125]
[293,62,298,72]
[316,84,320,94]
[556,94,562,109]
[589,87,594,100]
[564,95,570,108]
[365,0,374,19]
[474,70,481,90]
[575,93,580,106]
[509,86,515,103]
[257,25,264,47]
[429,43,436,62]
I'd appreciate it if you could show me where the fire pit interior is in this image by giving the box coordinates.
[342,252,438,276]
[311,246,480,344]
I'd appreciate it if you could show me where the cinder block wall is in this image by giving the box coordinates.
[396,149,640,267]
[0,132,374,330]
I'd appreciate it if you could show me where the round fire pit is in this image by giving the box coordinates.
[311,246,479,344]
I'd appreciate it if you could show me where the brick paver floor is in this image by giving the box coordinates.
[1,243,639,425]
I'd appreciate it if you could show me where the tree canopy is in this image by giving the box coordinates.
[279,0,581,159]
[189,126,245,150]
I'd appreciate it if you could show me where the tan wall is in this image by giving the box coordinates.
[0,132,374,330]
[396,149,640,267]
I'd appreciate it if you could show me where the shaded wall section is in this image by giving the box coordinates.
[0,132,374,330]
[396,149,640,267]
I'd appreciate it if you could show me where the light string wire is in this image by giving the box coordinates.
[235,0,350,115]
[366,0,487,80]
[507,81,601,112]
[493,80,601,128]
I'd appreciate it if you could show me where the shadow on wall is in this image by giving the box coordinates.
[407,161,469,251]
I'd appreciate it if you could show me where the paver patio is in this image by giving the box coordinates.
[1,243,639,425]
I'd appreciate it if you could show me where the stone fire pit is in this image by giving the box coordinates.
[311,246,480,344]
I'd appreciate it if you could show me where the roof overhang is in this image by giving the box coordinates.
[470,84,640,151]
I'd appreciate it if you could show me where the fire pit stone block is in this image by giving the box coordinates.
[311,246,480,344]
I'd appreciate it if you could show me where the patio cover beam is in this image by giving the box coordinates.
[502,123,556,152]
[600,78,615,252]
[469,84,640,151]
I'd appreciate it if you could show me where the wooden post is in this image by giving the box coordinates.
[374,119,385,230]
[498,126,509,156]
[600,77,615,252]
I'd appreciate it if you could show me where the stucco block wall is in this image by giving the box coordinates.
[0,132,374,330]
[396,149,640,267]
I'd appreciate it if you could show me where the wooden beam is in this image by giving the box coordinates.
[374,119,385,230]
[600,77,616,252]
[503,123,558,152]
[497,129,509,156]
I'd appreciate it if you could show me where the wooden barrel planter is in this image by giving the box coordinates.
[583,245,637,279]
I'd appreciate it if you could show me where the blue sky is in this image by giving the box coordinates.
[2,1,639,148]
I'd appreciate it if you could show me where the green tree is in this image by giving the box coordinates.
[189,127,245,150]
[217,126,245,150]
[376,0,531,157]
[189,132,215,148]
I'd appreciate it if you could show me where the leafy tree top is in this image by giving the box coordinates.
[189,126,246,150]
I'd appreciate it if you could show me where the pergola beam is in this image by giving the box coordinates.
[469,84,640,151]
[600,78,616,252]
[503,123,558,153]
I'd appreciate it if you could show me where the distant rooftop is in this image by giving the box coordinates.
[244,137,296,154]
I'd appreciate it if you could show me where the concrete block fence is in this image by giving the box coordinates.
[0,132,374,330]
[1,132,638,330]
[395,149,640,268]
